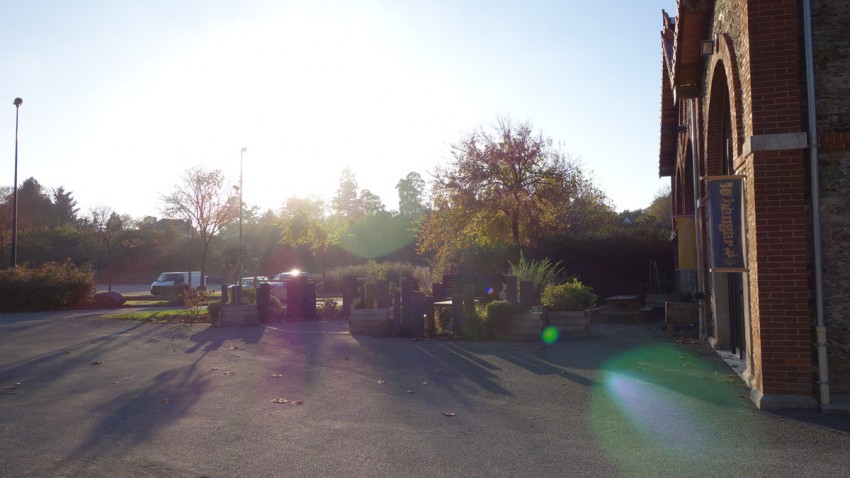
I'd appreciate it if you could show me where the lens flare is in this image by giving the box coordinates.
[485,287,494,295]
[541,325,559,344]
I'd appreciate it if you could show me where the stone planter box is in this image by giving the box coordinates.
[502,306,545,341]
[218,304,259,327]
[545,309,591,337]
[349,308,391,336]
[665,301,698,337]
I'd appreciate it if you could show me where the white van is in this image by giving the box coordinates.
[150,271,205,295]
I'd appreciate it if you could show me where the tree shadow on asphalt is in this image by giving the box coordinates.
[185,324,266,356]
[0,321,151,394]
[64,358,211,475]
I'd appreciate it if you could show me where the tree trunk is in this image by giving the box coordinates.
[200,239,210,289]
[106,244,113,292]
[511,215,520,246]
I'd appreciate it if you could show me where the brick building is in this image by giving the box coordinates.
[658,0,850,410]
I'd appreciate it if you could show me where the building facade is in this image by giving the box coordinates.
[658,0,850,410]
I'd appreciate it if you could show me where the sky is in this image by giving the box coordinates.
[1,0,674,220]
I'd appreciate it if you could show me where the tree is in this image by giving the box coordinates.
[433,117,582,246]
[0,187,11,266]
[359,189,386,216]
[420,117,609,272]
[331,168,363,222]
[52,186,79,226]
[16,177,56,232]
[278,197,341,280]
[636,186,673,230]
[161,167,239,288]
[396,172,427,220]
[90,206,124,292]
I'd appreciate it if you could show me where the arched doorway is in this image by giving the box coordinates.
[706,58,748,358]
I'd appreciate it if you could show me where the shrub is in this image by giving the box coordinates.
[434,306,453,334]
[485,300,526,336]
[326,261,432,295]
[541,279,598,311]
[182,288,212,319]
[318,298,339,319]
[239,286,257,304]
[0,261,95,311]
[207,300,223,321]
[460,304,494,341]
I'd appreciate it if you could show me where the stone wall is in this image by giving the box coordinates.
[813,0,850,397]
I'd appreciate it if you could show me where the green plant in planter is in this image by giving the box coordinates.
[541,279,598,311]
[207,300,223,321]
[508,251,566,298]
[485,300,527,336]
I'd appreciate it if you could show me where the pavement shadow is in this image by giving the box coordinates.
[769,409,850,435]
[0,321,152,393]
[185,324,266,356]
[65,358,211,474]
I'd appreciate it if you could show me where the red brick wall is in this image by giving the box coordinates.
[743,0,812,397]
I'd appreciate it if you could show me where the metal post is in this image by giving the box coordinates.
[11,98,22,267]
[239,147,246,281]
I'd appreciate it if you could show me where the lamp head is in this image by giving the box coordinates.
[13,98,22,107]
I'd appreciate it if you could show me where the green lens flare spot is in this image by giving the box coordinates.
[541,326,559,344]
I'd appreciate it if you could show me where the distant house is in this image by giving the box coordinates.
[657,0,850,410]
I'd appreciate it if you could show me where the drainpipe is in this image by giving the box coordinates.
[802,0,830,407]
[689,99,705,340]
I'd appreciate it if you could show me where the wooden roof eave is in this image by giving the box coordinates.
[659,10,678,178]
[671,0,708,99]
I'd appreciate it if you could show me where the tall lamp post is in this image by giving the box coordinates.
[239,147,246,285]
[11,98,22,267]
[239,147,246,248]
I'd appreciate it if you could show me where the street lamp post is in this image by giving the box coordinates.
[11,98,22,267]
[238,147,246,293]
[240,147,246,248]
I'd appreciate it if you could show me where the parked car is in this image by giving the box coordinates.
[150,271,205,295]
[269,270,309,302]
[234,276,268,289]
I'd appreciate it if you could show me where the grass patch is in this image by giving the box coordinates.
[103,308,212,324]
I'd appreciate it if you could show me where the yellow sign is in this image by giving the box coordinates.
[677,215,697,270]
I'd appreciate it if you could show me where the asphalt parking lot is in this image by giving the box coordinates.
[1,310,849,477]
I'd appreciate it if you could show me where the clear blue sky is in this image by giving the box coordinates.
[1,0,674,220]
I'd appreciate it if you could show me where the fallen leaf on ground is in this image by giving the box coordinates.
[292,400,304,405]
[91,360,103,366]
[160,398,170,404]
[230,346,241,350]
[211,367,219,371]
[272,398,289,404]
[223,371,234,375]
[271,373,282,378]
[377,380,385,384]
[422,382,428,385]
[442,412,456,417]
[406,390,415,394]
